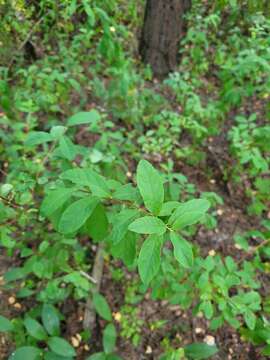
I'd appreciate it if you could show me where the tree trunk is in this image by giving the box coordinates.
[139,0,191,78]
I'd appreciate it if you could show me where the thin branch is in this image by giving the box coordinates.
[0,195,25,210]
[8,14,46,69]
[80,270,97,285]
[237,238,270,265]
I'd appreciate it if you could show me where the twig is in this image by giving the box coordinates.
[83,244,105,331]
[79,270,97,284]
[237,239,270,265]
[8,14,46,69]
[0,218,18,227]
[0,195,25,210]
[0,168,8,177]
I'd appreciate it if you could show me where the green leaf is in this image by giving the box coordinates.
[136,160,164,215]
[103,323,117,354]
[24,317,47,341]
[41,188,74,217]
[169,199,210,230]
[4,267,26,283]
[234,234,249,251]
[61,168,110,198]
[42,304,60,336]
[44,352,73,360]
[106,355,123,360]
[85,353,106,360]
[50,126,67,139]
[0,315,13,332]
[110,209,138,244]
[58,196,99,234]
[63,271,90,291]
[111,231,136,266]
[113,184,139,202]
[184,343,218,359]
[170,233,193,268]
[93,293,112,321]
[128,216,166,235]
[59,136,76,161]
[89,149,104,163]
[200,301,214,320]
[209,316,224,330]
[25,131,53,146]
[262,345,270,356]
[138,235,162,285]
[244,310,256,330]
[9,347,42,360]
[67,110,100,126]
[85,203,108,241]
[48,337,76,357]
[159,201,180,216]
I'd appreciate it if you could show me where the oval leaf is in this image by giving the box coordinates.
[184,343,218,360]
[128,216,166,235]
[136,160,164,215]
[60,168,110,198]
[170,233,193,268]
[138,235,162,285]
[244,309,256,330]
[85,203,108,241]
[9,347,42,360]
[48,337,76,357]
[169,199,210,230]
[25,131,53,147]
[0,315,13,332]
[4,267,26,283]
[159,201,180,216]
[103,323,117,354]
[24,317,47,341]
[41,188,74,217]
[58,196,99,234]
[67,110,100,126]
[42,304,60,336]
[111,231,136,266]
[93,293,112,321]
[110,209,139,244]
[59,137,76,161]
[44,352,73,360]
[86,353,106,360]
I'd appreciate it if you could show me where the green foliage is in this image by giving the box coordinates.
[0,315,14,332]
[136,159,164,215]
[24,317,47,341]
[8,346,42,360]
[170,233,193,268]
[93,293,113,322]
[1,0,270,358]
[184,343,219,360]
[47,337,76,357]
[138,235,162,285]
[103,324,117,354]
[41,304,60,336]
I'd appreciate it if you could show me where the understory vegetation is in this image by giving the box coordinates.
[0,1,270,359]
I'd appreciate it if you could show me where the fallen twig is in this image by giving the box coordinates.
[79,270,97,284]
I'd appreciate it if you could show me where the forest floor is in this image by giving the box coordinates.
[0,126,266,360]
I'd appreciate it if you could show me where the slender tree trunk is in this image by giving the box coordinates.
[139,0,191,78]
[83,244,104,331]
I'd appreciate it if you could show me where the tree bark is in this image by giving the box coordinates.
[139,0,191,78]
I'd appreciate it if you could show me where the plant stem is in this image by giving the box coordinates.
[83,244,105,331]
[238,238,270,264]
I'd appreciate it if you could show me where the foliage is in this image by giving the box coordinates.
[0,0,270,358]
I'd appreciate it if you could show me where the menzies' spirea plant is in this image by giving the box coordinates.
[42,158,211,287]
